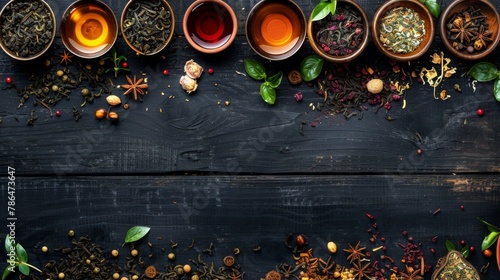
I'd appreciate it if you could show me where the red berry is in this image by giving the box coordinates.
[121,61,129,68]
[5,76,13,84]
[163,69,169,75]
[56,111,61,117]
[417,149,422,155]
[477,108,484,116]
[460,205,465,211]
[460,240,466,246]
[208,68,214,75]
[469,246,475,252]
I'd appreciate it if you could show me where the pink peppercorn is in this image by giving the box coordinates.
[355,28,362,35]
[460,205,465,211]
[311,122,316,128]
[294,92,303,102]
[208,68,214,75]
[5,76,13,84]
[56,111,61,117]
[163,69,169,75]
[477,108,484,116]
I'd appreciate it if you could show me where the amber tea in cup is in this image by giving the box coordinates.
[246,0,306,60]
[61,0,117,58]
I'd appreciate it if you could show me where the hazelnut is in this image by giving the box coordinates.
[106,95,122,106]
[327,241,337,253]
[184,59,203,79]
[95,109,107,119]
[179,75,198,94]
[367,78,384,94]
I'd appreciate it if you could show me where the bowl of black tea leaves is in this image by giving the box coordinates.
[121,0,175,55]
[0,0,56,60]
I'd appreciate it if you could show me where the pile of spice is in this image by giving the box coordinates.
[313,5,365,56]
[379,7,426,54]
[445,5,492,53]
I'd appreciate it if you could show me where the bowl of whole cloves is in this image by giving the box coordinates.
[0,0,56,60]
[439,0,500,60]
[121,0,175,55]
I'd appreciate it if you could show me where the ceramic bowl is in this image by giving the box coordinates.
[371,0,434,62]
[246,0,307,60]
[61,0,118,59]
[183,0,238,54]
[0,0,56,60]
[307,0,369,63]
[122,0,175,56]
[440,0,500,60]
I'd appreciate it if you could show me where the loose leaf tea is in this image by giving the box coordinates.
[122,0,172,54]
[379,7,425,54]
[0,0,55,58]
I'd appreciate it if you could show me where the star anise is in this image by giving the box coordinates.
[60,50,73,65]
[449,17,475,43]
[470,25,493,49]
[343,241,366,263]
[121,75,148,101]
[351,260,371,280]
[400,267,423,280]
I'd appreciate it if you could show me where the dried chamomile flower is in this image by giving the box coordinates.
[184,59,204,79]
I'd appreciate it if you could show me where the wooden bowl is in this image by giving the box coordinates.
[307,0,369,63]
[439,0,500,60]
[121,0,175,56]
[0,0,56,61]
[183,0,238,54]
[371,0,434,62]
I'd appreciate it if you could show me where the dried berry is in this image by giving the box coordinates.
[208,68,214,75]
[56,111,61,117]
[288,70,302,85]
[179,75,198,94]
[477,108,484,116]
[294,92,303,102]
[184,59,204,79]
[5,76,12,84]
[163,69,169,75]
[121,61,129,68]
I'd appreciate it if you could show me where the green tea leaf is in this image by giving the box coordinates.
[445,240,456,251]
[478,217,500,233]
[481,231,499,251]
[425,1,441,18]
[328,0,337,17]
[494,78,500,102]
[468,62,499,82]
[16,243,27,263]
[244,59,267,81]
[123,226,151,245]
[2,267,11,280]
[267,71,283,88]
[18,263,29,275]
[311,1,331,21]
[5,234,12,253]
[260,83,276,105]
[300,55,324,82]
[461,246,469,258]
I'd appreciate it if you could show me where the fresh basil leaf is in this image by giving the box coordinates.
[300,55,324,82]
[311,1,331,21]
[425,1,441,18]
[468,62,499,82]
[18,263,29,275]
[478,217,500,233]
[267,71,283,88]
[16,243,28,263]
[445,240,456,251]
[494,78,500,102]
[244,59,267,81]
[481,231,499,251]
[2,267,12,280]
[260,83,276,105]
[461,246,469,258]
[123,226,151,245]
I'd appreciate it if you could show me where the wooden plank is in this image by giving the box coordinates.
[3,175,499,279]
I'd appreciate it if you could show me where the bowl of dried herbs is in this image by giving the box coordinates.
[121,0,175,56]
[0,0,56,60]
[372,0,434,62]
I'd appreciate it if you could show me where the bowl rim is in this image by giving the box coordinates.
[371,0,435,62]
[245,0,307,61]
[307,0,370,63]
[0,0,56,61]
[439,0,500,60]
[182,0,238,54]
[121,0,175,56]
[60,0,118,59]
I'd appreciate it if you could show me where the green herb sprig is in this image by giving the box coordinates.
[300,55,324,82]
[243,59,283,105]
[311,0,337,21]
[104,49,130,78]
[468,62,500,102]
[419,0,441,18]
[122,226,150,246]
[477,218,499,250]
[3,235,42,280]
[445,239,469,258]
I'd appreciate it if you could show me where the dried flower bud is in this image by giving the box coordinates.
[179,75,198,94]
[184,59,204,79]
[106,95,122,106]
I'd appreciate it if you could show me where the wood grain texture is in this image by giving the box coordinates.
[2,175,499,279]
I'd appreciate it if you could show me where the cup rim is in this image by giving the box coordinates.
[371,0,434,62]
[245,0,307,61]
[0,0,56,61]
[182,0,238,54]
[121,0,175,56]
[60,0,118,59]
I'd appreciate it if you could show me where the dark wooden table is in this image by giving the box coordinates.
[1,0,499,279]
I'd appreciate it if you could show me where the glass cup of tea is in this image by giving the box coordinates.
[246,0,306,60]
[60,0,118,58]
[183,0,238,54]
